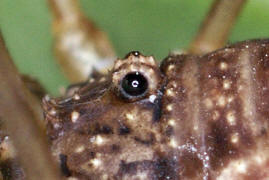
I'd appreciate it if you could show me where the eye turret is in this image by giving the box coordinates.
[112,52,162,101]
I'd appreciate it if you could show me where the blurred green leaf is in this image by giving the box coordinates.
[0,0,269,95]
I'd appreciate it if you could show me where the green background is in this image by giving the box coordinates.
[1,0,269,95]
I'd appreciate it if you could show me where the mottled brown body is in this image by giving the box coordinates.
[43,39,269,180]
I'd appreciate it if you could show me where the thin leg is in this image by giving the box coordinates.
[188,0,247,54]
[0,32,61,180]
[48,0,115,82]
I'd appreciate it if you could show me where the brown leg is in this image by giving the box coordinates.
[48,0,115,82]
[188,0,247,54]
[0,32,61,180]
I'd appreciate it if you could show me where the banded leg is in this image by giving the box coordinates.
[48,0,116,82]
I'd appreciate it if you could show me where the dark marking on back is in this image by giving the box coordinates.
[152,158,178,180]
[152,96,163,123]
[111,144,121,153]
[134,133,155,145]
[94,124,113,135]
[0,159,24,180]
[119,123,131,135]
[59,154,71,177]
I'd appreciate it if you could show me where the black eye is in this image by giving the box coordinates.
[120,72,148,98]
[125,51,140,58]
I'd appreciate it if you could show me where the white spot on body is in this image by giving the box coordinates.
[254,155,263,164]
[67,177,79,180]
[166,89,175,97]
[171,81,177,88]
[166,104,173,111]
[231,133,239,144]
[168,65,175,72]
[226,111,236,125]
[167,57,172,61]
[102,174,108,180]
[219,62,228,70]
[44,95,51,101]
[90,136,96,143]
[212,110,220,120]
[73,94,80,100]
[191,146,198,153]
[75,146,85,153]
[223,80,232,89]
[90,158,102,168]
[58,131,64,137]
[168,119,176,126]
[71,111,80,123]
[217,96,226,107]
[235,161,247,173]
[169,138,177,148]
[49,109,57,116]
[227,96,234,103]
[149,95,157,103]
[96,135,105,145]
[204,98,213,109]
[53,123,60,129]
[126,113,135,121]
